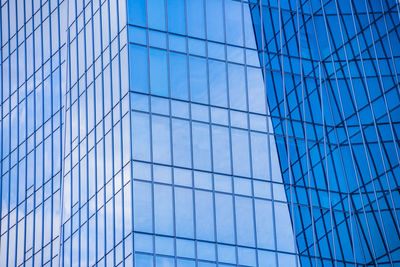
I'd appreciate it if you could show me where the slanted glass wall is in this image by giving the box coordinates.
[127,0,298,266]
[59,0,130,266]
[0,0,67,266]
[250,0,400,265]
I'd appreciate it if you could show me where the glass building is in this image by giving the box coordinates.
[1,0,399,266]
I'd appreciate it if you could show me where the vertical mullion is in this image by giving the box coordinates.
[163,1,179,266]
[114,0,127,265]
[221,0,239,264]
[104,0,117,264]
[14,0,20,265]
[257,1,280,265]
[0,1,3,263]
[98,0,107,263]
[241,1,260,266]
[202,0,219,265]
[83,2,90,266]
[140,1,156,265]
[182,0,199,264]
[5,1,11,266]
[278,1,299,266]
[31,0,38,265]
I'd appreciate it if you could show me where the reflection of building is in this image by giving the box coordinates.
[1,0,399,266]
[250,1,400,265]
[0,0,67,266]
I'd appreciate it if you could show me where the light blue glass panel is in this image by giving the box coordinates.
[130,44,149,93]
[175,187,194,238]
[218,244,236,265]
[247,66,266,114]
[228,63,246,111]
[148,0,166,30]
[152,115,171,164]
[212,126,231,174]
[189,56,208,104]
[235,196,255,246]
[150,48,169,97]
[209,60,228,107]
[128,0,146,26]
[167,0,186,35]
[254,199,275,249]
[250,132,269,180]
[206,0,224,42]
[154,185,174,235]
[187,0,205,38]
[132,112,151,161]
[172,119,192,168]
[231,129,251,177]
[215,193,235,244]
[192,122,212,171]
[135,253,154,267]
[133,181,153,233]
[195,190,215,241]
[225,0,243,46]
[170,52,189,100]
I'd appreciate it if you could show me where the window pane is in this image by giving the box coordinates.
[192,122,211,171]
[187,0,205,38]
[235,196,255,246]
[152,115,171,164]
[170,52,188,100]
[154,184,174,235]
[148,0,166,30]
[172,119,192,167]
[150,48,168,97]
[133,181,153,233]
[130,44,149,93]
[215,193,235,243]
[195,190,215,241]
[189,56,208,104]
[175,187,194,238]
[167,0,186,35]
[132,112,151,161]
[212,125,231,174]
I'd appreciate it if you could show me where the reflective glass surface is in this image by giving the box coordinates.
[127,0,297,265]
[1,0,399,266]
[250,0,400,265]
[1,0,67,266]
[60,0,129,266]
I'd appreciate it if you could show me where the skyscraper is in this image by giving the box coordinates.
[250,1,400,265]
[1,0,399,266]
[1,0,67,266]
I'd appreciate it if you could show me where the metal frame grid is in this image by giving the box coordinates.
[59,0,130,266]
[1,0,67,266]
[126,0,298,266]
[2,0,399,266]
[250,0,400,265]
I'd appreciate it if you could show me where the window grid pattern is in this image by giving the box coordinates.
[250,0,400,265]
[127,0,299,266]
[60,0,129,267]
[2,0,399,266]
[1,0,67,266]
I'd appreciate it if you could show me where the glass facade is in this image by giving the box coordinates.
[1,0,67,266]
[250,0,400,265]
[1,0,399,267]
[127,0,297,266]
[60,0,129,267]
